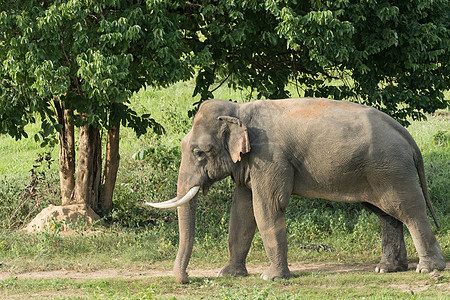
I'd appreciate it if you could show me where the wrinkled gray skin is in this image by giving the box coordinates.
[165,98,445,283]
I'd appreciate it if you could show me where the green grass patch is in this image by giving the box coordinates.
[1,270,449,299]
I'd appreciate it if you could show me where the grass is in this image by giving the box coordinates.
[0,122,59,181]
[0,80,449,298]
[1,270,449,299]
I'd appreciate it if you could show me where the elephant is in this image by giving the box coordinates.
[146,98,446,283]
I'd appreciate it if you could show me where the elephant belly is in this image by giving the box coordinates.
[291,166,372,204]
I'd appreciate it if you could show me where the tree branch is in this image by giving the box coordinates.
[210,72,232,93]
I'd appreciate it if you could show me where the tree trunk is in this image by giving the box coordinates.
[101,123,120,211]
[73,125,102,211]
[93,128,102,211]
[54,99,75,206]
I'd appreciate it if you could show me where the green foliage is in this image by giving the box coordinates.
[407,112,450,223]
[2,0,447,140]
[33,216,64,254]
[285,198,379,247]
[0,178,25,229]
[0,0,189,142]
[186,0,450,124]
[433,130,449,146]
[0,151,59,229]
[106,144,180,228]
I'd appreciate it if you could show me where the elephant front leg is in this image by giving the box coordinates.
[252,190,291,281]
[218,186,256,277]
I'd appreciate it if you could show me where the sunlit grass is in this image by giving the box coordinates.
[1,269,448,299]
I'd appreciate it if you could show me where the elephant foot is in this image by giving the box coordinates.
[174,268,189,284]
[261,264,291,281]
[218,263,248,277]
[416,257,446,273]
[375,262,408,273]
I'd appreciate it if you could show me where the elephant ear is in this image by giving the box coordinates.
[217,116,251,163]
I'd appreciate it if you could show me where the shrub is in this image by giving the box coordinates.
[106,144,180,228]
[0,151,60,229]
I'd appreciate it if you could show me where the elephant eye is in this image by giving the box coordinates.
[193,149,206,160]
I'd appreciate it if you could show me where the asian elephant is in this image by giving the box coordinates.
[146,98,445,283]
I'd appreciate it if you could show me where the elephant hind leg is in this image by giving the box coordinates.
[363,203,408,273]
[370,186,445,273]
[402,211,446,273]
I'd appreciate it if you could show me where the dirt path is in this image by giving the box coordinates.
[1,262,448,281]
[0,263,373,280]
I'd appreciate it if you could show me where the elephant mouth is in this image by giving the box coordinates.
[202,184,211,196]
[202,170,214,194]
[145,186,200,209]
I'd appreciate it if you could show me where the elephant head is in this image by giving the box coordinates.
[146,100,250,283]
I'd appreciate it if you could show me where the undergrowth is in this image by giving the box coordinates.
[0,82,448,272]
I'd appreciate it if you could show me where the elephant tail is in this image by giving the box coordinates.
[414,150,440,229]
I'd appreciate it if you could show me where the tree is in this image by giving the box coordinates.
[0,0,190,218]
[184,0,449,124]
[1,0,448,226]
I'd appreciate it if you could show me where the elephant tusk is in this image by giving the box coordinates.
[144,197,177,208]
[145,186,200,209]
[149,196,178,205]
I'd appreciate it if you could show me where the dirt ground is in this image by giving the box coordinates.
[1,262,448,281]
[0,262,448,299]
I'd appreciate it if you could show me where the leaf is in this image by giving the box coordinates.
[132,149,149,161]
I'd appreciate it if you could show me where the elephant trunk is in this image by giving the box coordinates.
[173,184,198,283]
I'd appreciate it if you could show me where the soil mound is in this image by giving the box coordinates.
[25,204,100,233]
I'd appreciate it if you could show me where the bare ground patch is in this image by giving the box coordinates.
[0,262,448,280]
[0,262,448,299]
